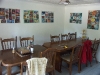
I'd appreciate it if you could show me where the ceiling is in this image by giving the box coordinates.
[20,0,100,5]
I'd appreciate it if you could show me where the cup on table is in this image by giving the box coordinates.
[30,48,34,53]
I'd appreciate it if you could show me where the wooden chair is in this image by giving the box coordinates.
[61,34,69,42]
[50,34,60,44]
[0,37,23,75]
[61,45,82,75]
[40,48,56,75]
[0,36,17,50]
[92,39,100,63]
[20,58,47,75]
[68,32,77,40]
[19,35,34,47]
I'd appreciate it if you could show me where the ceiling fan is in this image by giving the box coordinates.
[59,0,70,5]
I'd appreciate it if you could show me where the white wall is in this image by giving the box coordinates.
[64,4,100,62]
[64,4,100,39]
[0,0,65,49]
[1,0,100,61]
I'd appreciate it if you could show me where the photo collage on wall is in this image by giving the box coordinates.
[87,10,100,30]
[70,13,82,24]
[0,8,20,23]
[41,11,54,23]
[24,10,39,23]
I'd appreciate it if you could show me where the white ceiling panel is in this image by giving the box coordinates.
[19,0,100,5]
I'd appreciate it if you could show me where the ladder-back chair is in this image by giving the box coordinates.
[61,45,82,75]
[0,36,17,50]
[61,34,69,42]
[40,48,56,75]
[50,34,60,44]
[19,35,34,47]
[92,38,100,63]
[68,32,77,40]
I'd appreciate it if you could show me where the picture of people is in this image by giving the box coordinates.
[23,10,39,23]
[0,8,5,19]
[0,8,20,23]
[41,11,54,23]
[1,19,6,23]
[70,13,82,24]
[87,10,100,30]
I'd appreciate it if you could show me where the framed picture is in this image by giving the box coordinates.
[70,13,82,24]
[0,8,20,23]
[87,10,100,30]
[24,10,39,23]
[41,11,54,23]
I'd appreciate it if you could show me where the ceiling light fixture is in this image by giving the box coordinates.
[59,0,70,5]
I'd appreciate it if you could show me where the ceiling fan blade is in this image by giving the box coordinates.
[59,0,62,3]
[59,0,70,4]
[65,0,70,3]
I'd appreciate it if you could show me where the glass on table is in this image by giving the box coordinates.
[12,47,16,53]
[58,41,61,46]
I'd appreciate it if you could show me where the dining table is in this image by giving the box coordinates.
[0,45,46,75]
[43,38,83,72]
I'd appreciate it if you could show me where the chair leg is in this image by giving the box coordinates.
[78,61,81,73]
[86,62,88,67]
[53,70,55,75]
[96,59,98,63]
[95,57,98,64]
[21,62,23,75]
[94,53,98,63]
[90,62,92,67]
[60,59,62,72]
[48,72,52,75]
[68,64,72,75]
[0,61,2,75]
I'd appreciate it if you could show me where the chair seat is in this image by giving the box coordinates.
[2,66,20,75]
[46,64,54,72]
[61,54,71,62]
[47,64,53,68]
[92,50,96,53]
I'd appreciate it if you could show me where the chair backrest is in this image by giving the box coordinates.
[92,38,100,51]
[40,48,56,70]
[50,34,60,44]
[21,58,47,75]
[19,35,34,47]
[61,34,69,42]
[70,45,82,62]
[0,36,17,50]
[68,32,77,40]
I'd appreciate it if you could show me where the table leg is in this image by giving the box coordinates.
[7,66,11,75]
[48,72,52,75]
[0,66,2,75]
[55,52,62,72]
[0,60,2,75]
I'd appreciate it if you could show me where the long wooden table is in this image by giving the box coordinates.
[43,38,83,72]
[0,45,46,75]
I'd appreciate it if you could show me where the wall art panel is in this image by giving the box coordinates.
[70,13,82,24]
[0,8,20,23]
[41,11,54,23]
[24,10,39,23]
[87,10,100,30]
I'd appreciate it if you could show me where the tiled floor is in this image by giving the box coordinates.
[17,60,100,75]
[55,60,100,75]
